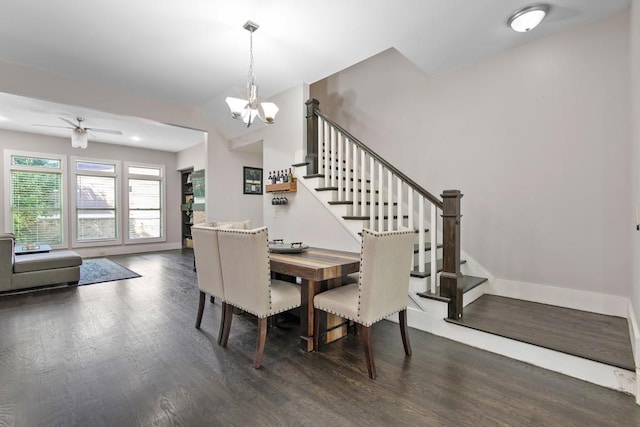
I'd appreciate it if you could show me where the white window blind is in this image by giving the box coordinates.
[127,163,164,241]
[76,175,116,241]
[9,158,64,245]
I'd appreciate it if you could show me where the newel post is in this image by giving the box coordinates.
[305,98,320,176]
[440,189,463,319]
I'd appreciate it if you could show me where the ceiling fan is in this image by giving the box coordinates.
[32,117,123,149]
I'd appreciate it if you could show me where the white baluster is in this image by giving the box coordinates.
[387,170,393,231]
[337,133,343,201]
[322,119,329,187]
[408,187,414,231]
[352,144,358,216]
[344,138,350,204]
[369,156,375,230]
[330,126,337,188]
[378,163,384,231]
[360,150,366,218]
[418,196,425,273]
[397,180,403,229]
[430,202,438,294]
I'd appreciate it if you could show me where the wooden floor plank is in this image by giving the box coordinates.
[451,294,635,370]
[0,250,638,426]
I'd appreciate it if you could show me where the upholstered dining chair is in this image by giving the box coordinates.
[217,227,301,369]
[313,228,415,379]
[191,224,227,344]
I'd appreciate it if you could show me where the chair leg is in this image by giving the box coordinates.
[399,309,412,356]
[195,291,206,329]
[220,303,234,347]
[254,317,268,369]
[313,308,322,351]
[216,300,227,346]
[361,325,376,380]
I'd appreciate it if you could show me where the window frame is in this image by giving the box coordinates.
[70,156,122,248]
[3,149,68,249]
[124,161,166,244]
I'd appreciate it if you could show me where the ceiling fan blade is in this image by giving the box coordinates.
[58,117,78,128]
[32,124,73,129]
[86,128,123,135]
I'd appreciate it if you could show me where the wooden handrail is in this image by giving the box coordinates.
[311,104,443,210]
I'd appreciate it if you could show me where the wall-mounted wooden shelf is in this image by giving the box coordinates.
[266,178,297,193]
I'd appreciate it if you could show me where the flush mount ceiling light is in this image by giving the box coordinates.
[225,21,279,128]
[508,4,550,32]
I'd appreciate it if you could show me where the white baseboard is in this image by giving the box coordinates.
[490,278,628,317]
[628,301,640,404]
[73,242,182,259]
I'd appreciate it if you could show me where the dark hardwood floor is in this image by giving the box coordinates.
[450,295,635,371]
[0,249,638,426]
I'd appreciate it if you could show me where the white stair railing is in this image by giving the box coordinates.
[316,114,442,293]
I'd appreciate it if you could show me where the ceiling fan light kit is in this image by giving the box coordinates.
[225,20,279,127]
[508,4,550,32]
[71,128,88,149]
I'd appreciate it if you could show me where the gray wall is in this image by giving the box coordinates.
[311,12,631,297]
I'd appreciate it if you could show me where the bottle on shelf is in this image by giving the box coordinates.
[287,168,294,182]
[268,171,272,184]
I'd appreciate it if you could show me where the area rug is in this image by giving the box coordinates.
[79,258,141,286]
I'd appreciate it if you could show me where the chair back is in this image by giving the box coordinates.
[357,228,415,326]
[217,227,272,318]
[191,225,225,299]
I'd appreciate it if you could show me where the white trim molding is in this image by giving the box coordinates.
[489,278,629,317]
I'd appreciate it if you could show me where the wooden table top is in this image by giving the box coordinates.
[269,247,360,282]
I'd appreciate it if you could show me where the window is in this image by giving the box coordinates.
[72,158,120,246]
[125,162,165,243]
[4,151,67,247]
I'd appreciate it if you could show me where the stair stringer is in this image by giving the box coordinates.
[294,174,361,246]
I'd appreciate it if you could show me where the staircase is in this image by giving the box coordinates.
[297,98,489,321]
[290,98,636,396]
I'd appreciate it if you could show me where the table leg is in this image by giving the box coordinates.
[299,277,349,351]
[299,278,321,351]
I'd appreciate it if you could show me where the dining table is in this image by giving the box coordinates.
[269,246,360,351]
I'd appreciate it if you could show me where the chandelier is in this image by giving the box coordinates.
[225,21,279,127]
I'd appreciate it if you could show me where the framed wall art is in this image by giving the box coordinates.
[243,166,263,195]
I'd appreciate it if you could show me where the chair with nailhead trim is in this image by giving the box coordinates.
[192,224,230,343]
[313,228,415,379]
[217,227,301,369]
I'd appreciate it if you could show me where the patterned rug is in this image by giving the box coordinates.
[79,258,141,286]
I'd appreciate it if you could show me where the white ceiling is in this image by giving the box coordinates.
[0,0,631,151]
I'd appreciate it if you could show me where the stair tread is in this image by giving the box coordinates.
[357,228,430,236]
[291,162,309,167]
[328,201,398,206]
[411,258,466,278]
[343,215,410,220]
[415,275,486,301]
[315,187,379,193]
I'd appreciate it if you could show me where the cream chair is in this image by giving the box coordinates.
[191,224,227,344]
[217,227,301,369]
[313,228,415,379]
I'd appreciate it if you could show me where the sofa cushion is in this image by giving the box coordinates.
[14,250,82,274]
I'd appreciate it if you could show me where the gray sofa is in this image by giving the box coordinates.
[0,234,82,292]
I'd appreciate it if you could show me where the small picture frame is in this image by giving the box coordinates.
[243,166,263,195]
